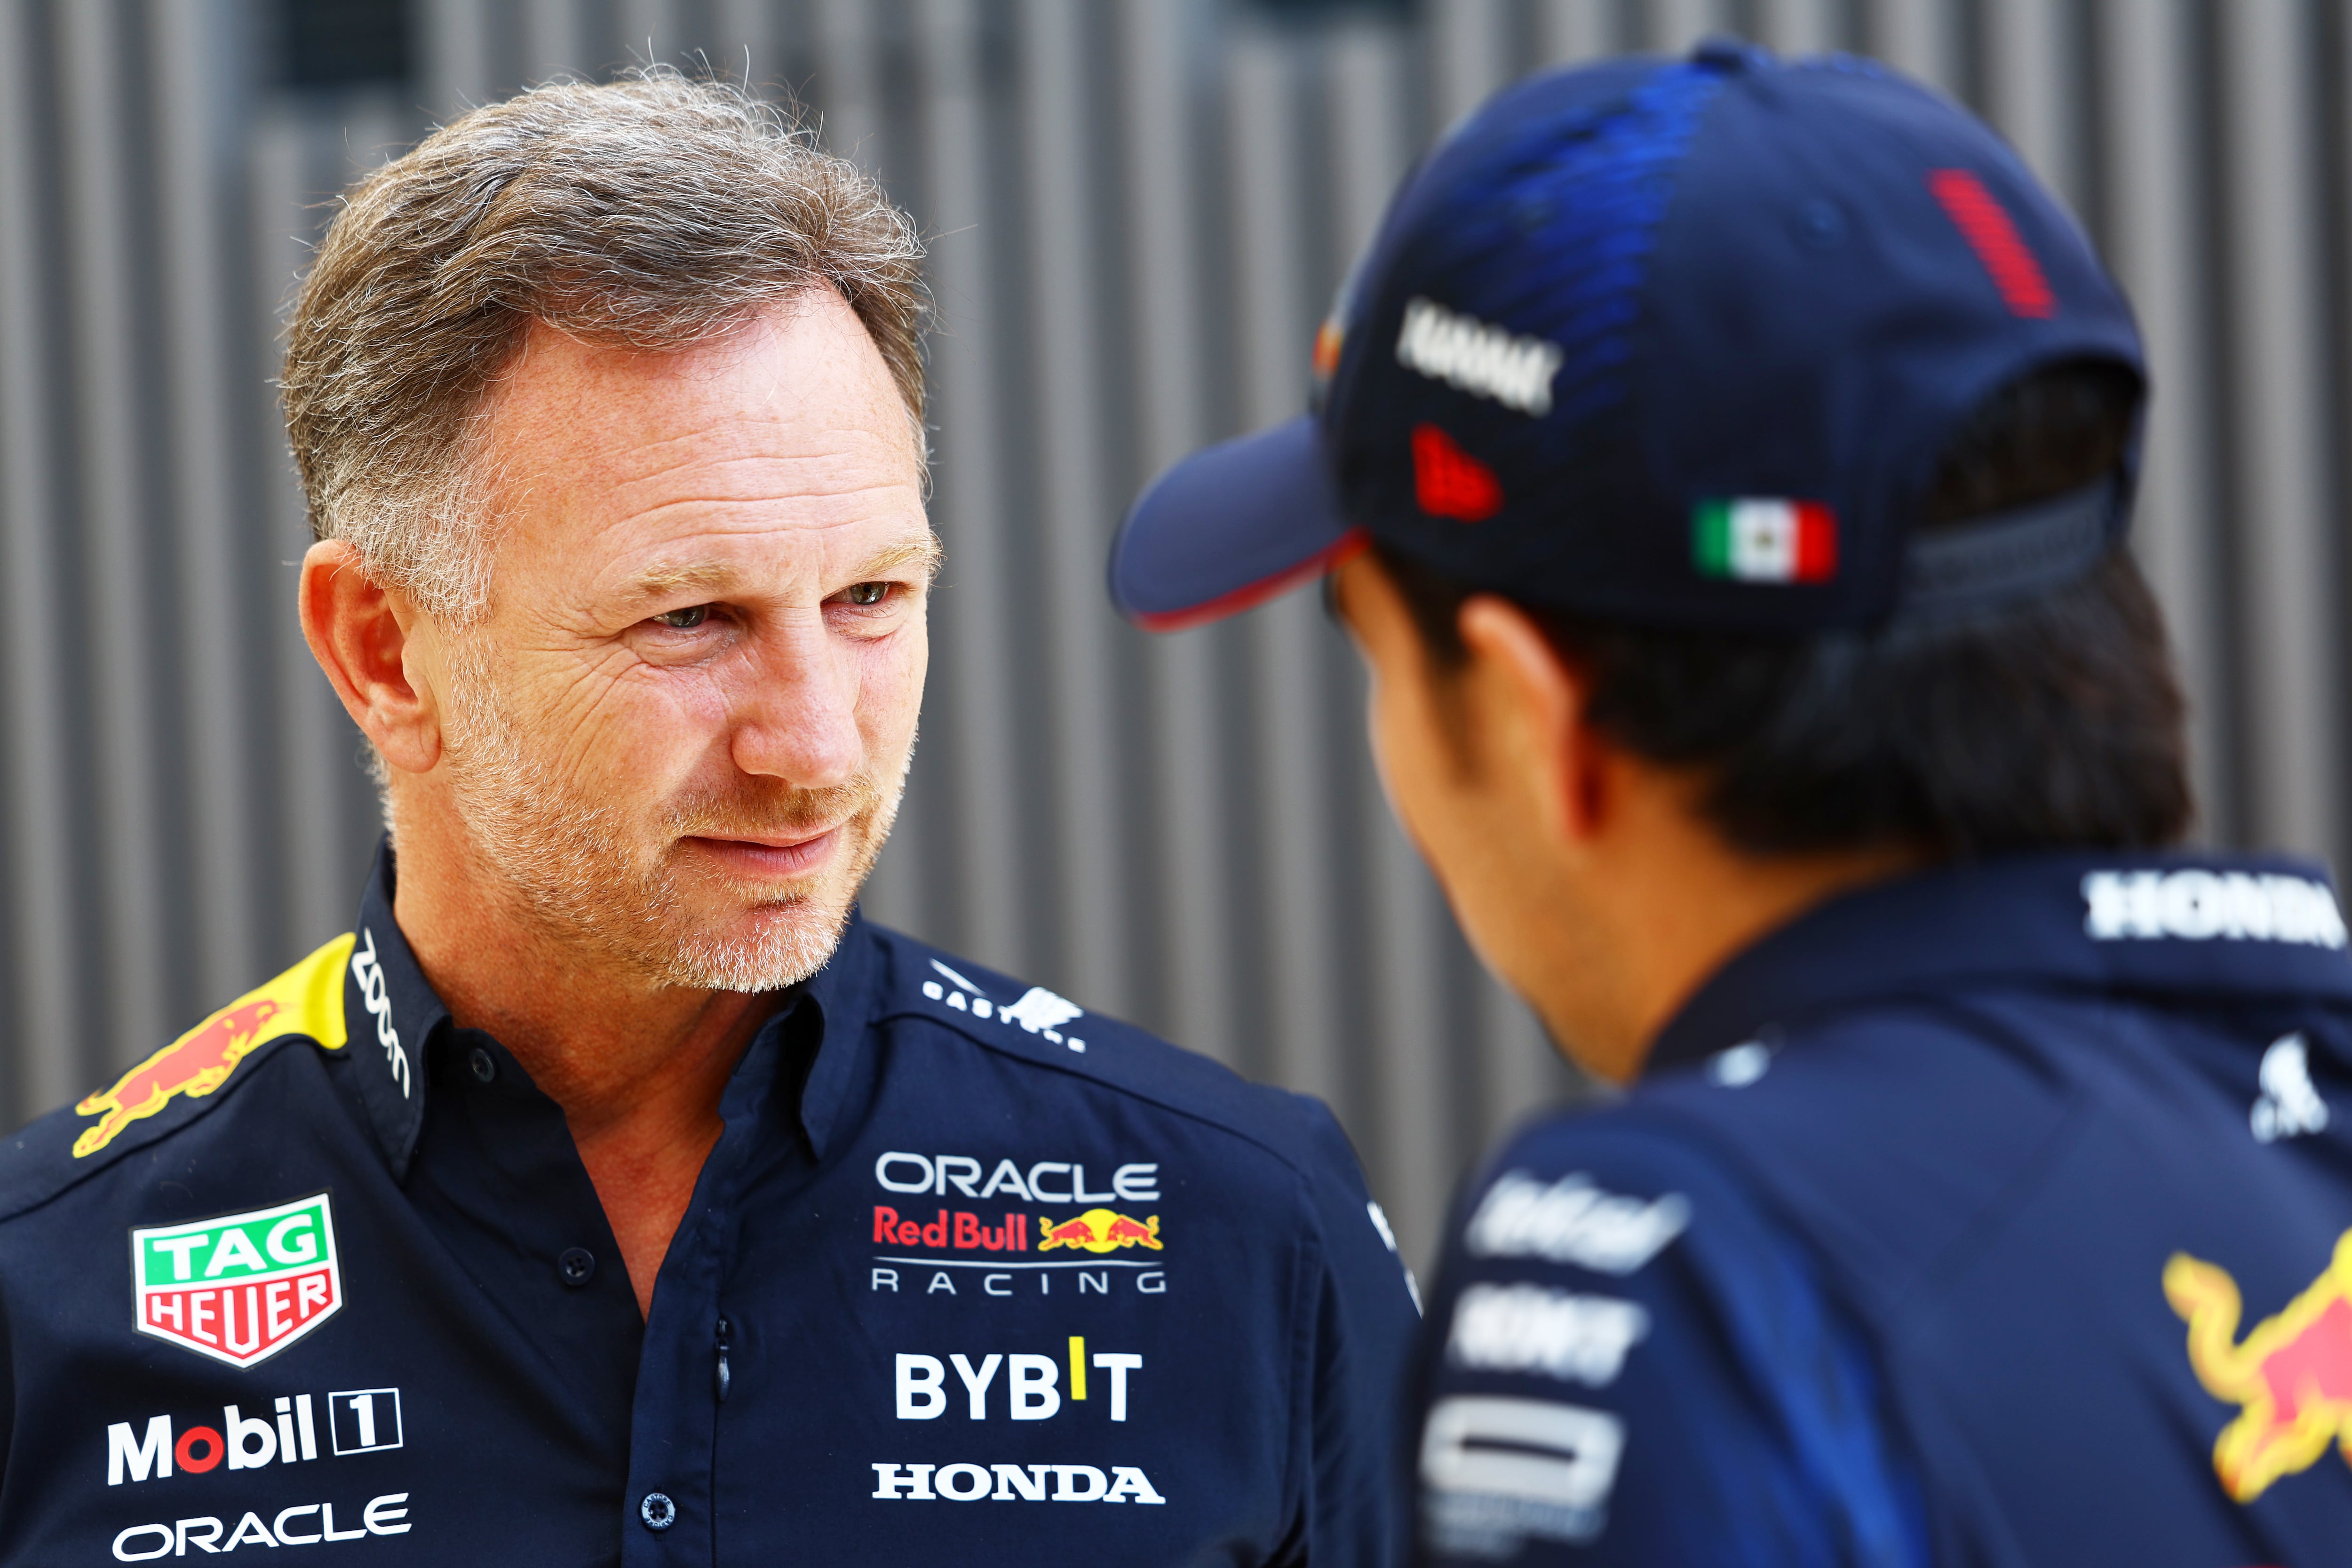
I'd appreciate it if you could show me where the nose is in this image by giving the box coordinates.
[728,608,866,789]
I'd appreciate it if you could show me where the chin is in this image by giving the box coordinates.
[665,851,870,989]
[666,896,852,992]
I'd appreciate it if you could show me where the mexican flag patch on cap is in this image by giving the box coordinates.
[1693,499,1837,583]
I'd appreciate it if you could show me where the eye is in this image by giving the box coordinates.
[652,605,709,629]
[842,582,888,607]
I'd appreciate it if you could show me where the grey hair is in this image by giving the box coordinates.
[283,69,928,622]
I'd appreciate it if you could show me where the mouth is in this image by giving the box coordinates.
[681,824,847,880]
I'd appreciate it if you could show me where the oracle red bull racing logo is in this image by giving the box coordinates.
[73,934,354,1158]
[2165,1226,2352,1502]
[1039,1210,1163,1254]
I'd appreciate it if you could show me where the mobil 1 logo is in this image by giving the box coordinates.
[329,1389,401,1455]
[107,1388,404,1485]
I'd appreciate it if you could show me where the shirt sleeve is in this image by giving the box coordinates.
[1290,1094,1426,1568]
[1406,1120,1930,1568]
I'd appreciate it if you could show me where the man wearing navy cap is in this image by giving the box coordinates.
[1112,40,2352,1566]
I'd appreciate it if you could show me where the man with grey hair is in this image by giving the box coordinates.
[0,74,1415,1565]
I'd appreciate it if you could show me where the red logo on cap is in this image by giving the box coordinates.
[1411,423,1503,523]
[1929,169,2056,319]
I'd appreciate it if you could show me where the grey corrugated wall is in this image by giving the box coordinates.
[3,0,2348,1274]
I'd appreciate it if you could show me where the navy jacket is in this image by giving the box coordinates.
[0,844,1419,1565]
[1409,851,2352,1567]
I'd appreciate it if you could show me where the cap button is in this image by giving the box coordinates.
[468,1047,496,1084]
[1691,34,1764,72]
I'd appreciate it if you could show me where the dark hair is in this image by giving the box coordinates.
[1377,359,2193,857]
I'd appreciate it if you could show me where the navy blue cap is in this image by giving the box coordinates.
[1110,41,2145,633]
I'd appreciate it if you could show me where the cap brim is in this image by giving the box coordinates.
[1109,415,1367,632]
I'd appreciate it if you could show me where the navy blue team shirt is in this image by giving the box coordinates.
[0,842,1420,1564]
[1410,851,2352,1568]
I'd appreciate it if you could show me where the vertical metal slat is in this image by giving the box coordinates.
[917,0,1032,971]
[2098,0,2229,836]
[1115,0,1246,1066]
[1014,0,1134,1015]
[148,0,264,1004]
[58,0,174,1064]
[2217,0,2341,862]
[0,0,86,1116]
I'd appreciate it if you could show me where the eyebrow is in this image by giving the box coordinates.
[625,533,943,601]
[861,534,945,584]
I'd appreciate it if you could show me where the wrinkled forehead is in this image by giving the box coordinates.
[469,295,929,597]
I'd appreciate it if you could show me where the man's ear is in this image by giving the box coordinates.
[1455,595,1605,846]
[298,540,445,775]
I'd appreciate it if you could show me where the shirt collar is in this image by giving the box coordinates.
[346,839,445,1177]
[345,837,892,1174]
[795,905,888,1159]
[1647,849,2352,1075]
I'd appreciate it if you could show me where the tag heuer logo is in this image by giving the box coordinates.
[132,1193,342,1368]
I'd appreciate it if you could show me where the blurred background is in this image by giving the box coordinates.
[1,0,2348,1273]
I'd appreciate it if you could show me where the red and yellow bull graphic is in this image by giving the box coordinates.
[2165,1226,2352,1502]
[73,934,353,1158]
[1038,1210,1162,1254]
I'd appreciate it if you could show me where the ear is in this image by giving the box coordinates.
[298,540,445,775]
[1455,595,1605,846]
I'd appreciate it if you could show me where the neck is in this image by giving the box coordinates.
[388,798,781,1316]
[1551,780,1925,1082]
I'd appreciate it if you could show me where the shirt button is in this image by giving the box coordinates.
[558,1248,596,1287]
[468,1047,497,1083]
[640,1492,676,1532]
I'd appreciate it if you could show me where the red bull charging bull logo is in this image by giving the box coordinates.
[72,934,354,1159]
[2165,1226,2352,1503]
[1037,1210,1162,1254]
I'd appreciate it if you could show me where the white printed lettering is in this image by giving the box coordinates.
[111,1523,173,1561]
[1420,1396,1623,1550]
[224,1405,276,1470]
[222,1512,277,1549]
[1395,297,1565,416]
[1008,1354,1061,1420]
[2082,869,2348,947]
[1052,1465,1108,1502]
[871,1460,1165,1504]
[362,1494,411,1535]
[1104,1466,1166,1504]
[1464,1172,1689,1274]
[272,1505,321,1545]
[979,1161,1033,1202]
[950,1353,1001,1419]
[1446,1284,1651,1386]
[876,1153,935,1193]
[108,1417,173,1486]
[897,1354,947,1419]
[993,1463,1048,1500]
[1091,1353,1142,1421]
[936,1462,993,1500]
[349,930,412,1096]
[1027,1163,1073,1203]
